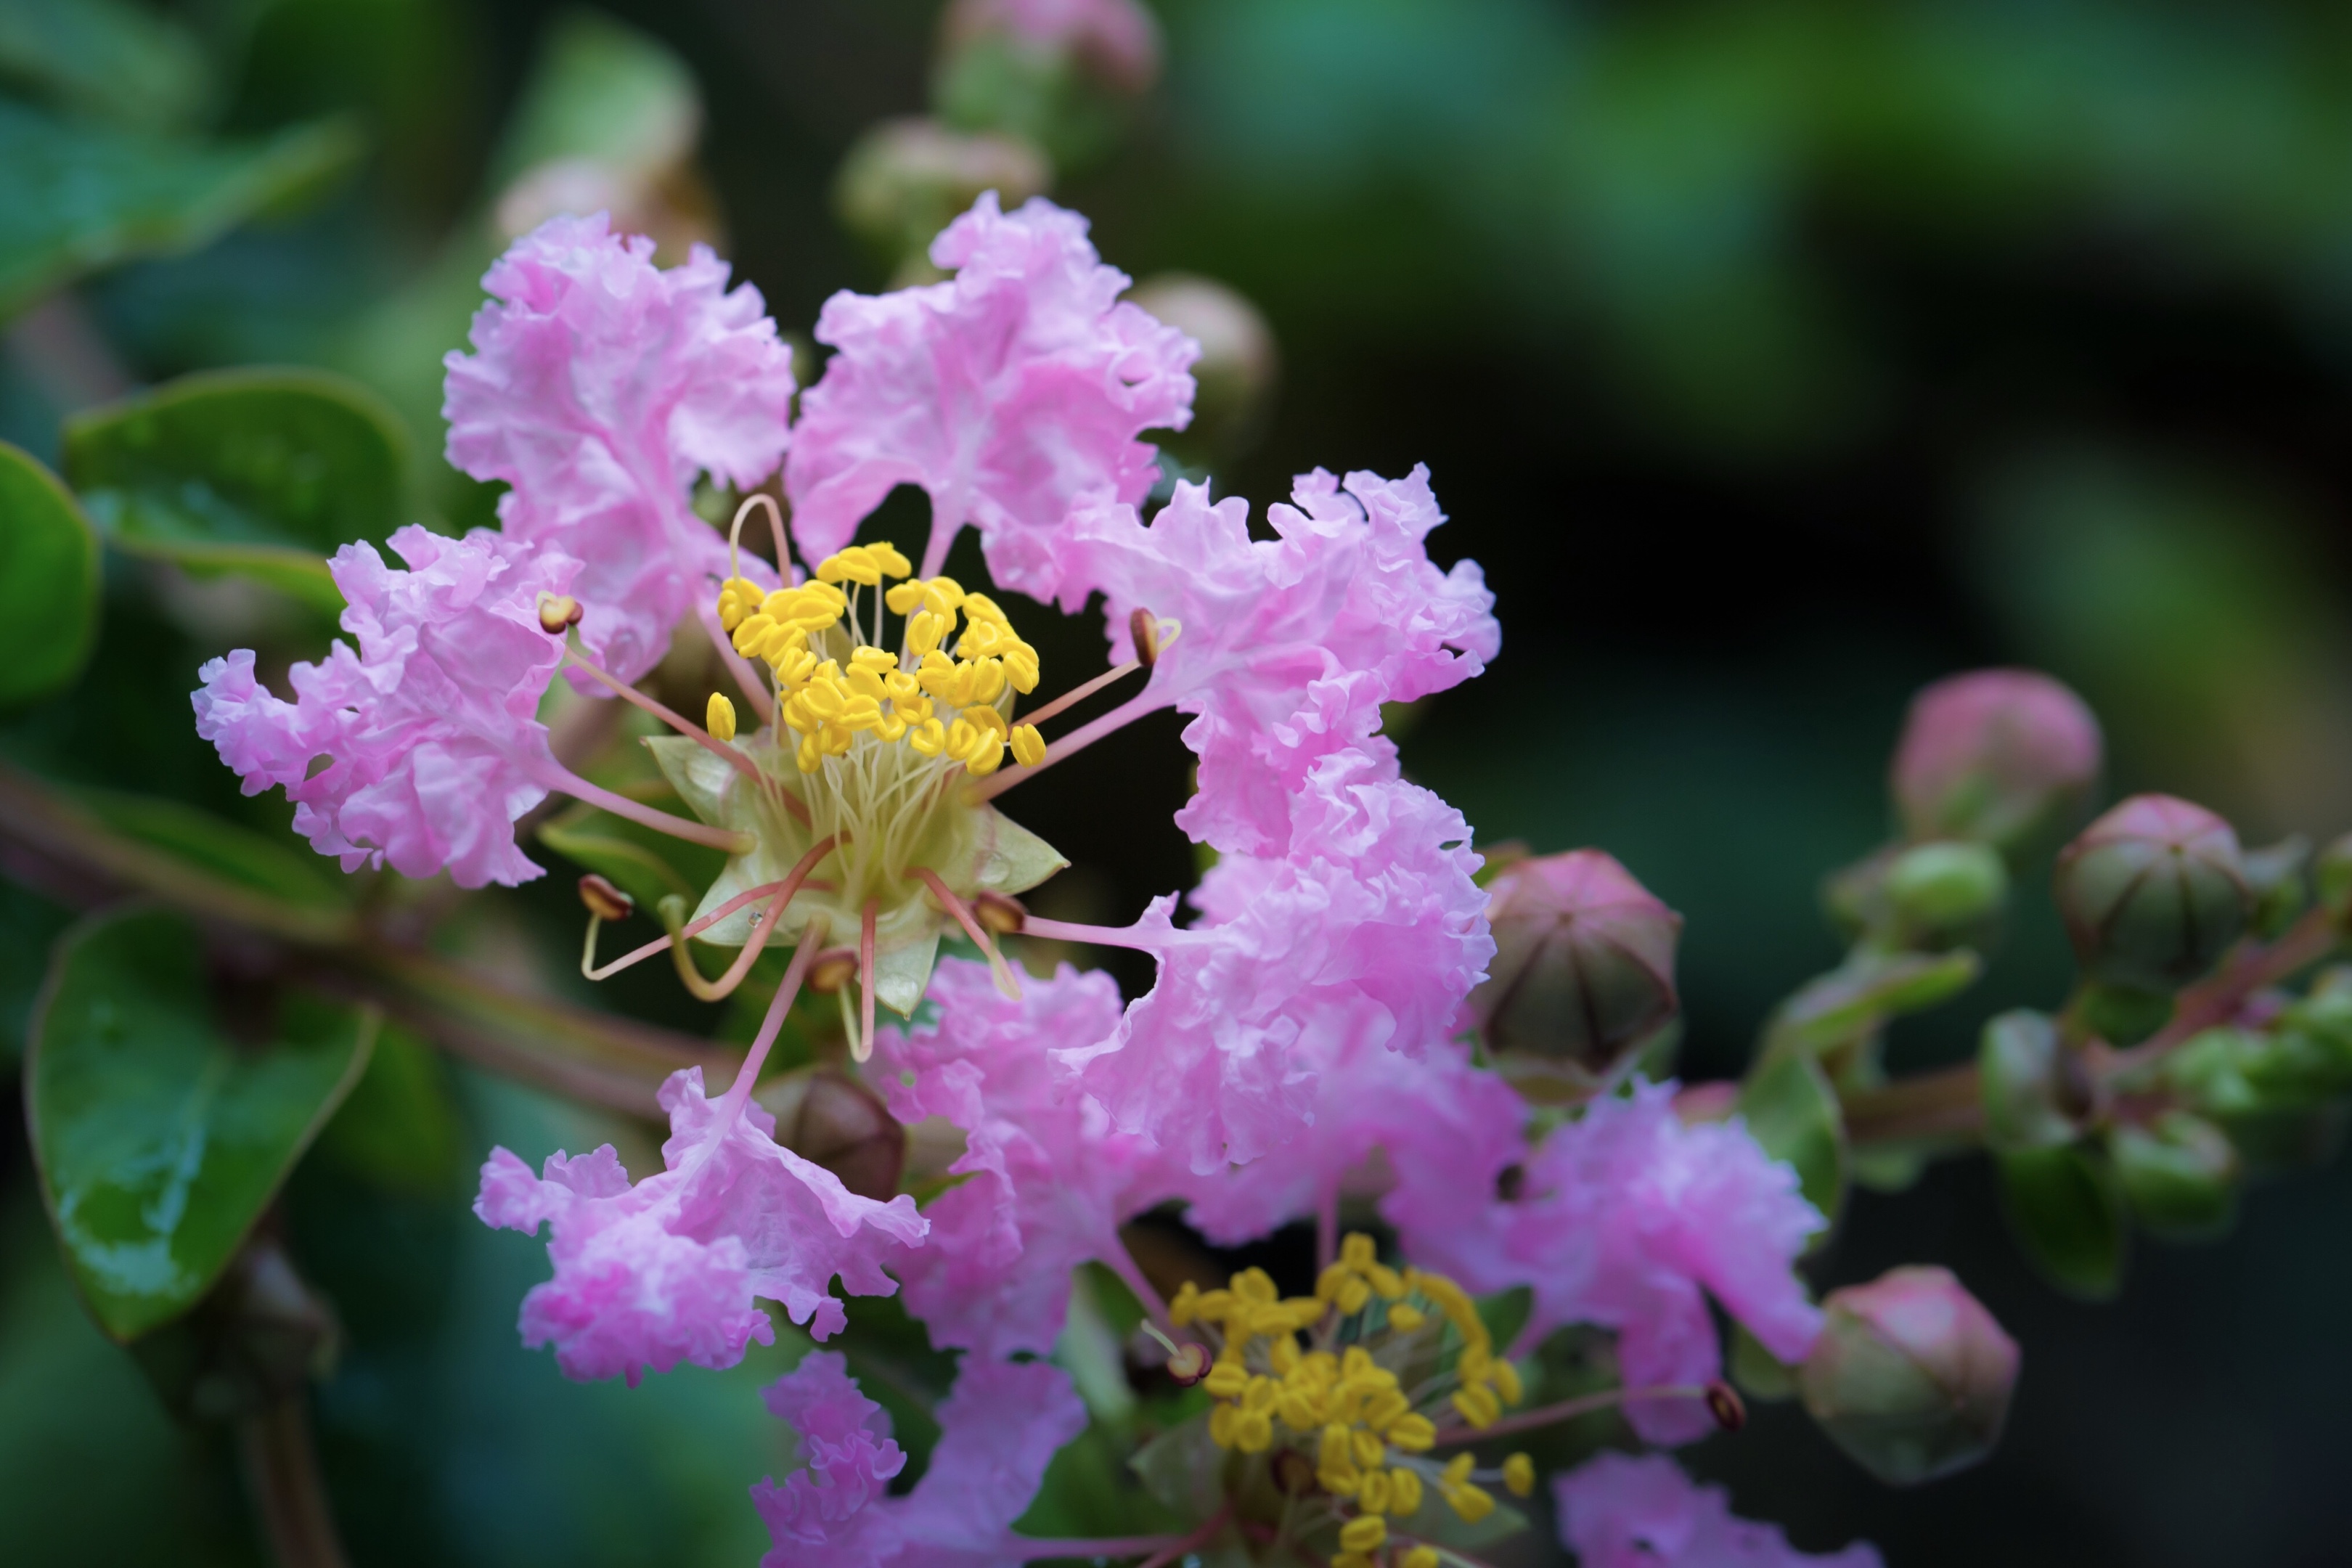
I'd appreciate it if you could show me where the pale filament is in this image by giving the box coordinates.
[666,880,793,1002]
[563,641,807,824]
[1019,913,1174,954]
[915,867,1024,1000]
[718,913,831,1121]
[580,836,841,981]
[966,689,1164,804]
[545,764,754,855]
[1016,658,1143,730]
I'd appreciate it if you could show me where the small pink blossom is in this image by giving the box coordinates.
[785,192,1197,592]
[877,959,1176,1357]
[1410,1081,1824,1445]
[444,213,795,685]
[192,526,577,888]
[1554,1452,1882,1568]
[1058,748,1495,1173]
[1069,468,1499,856]
[475,1067,926,1384]
[944,0,1162,92]
[753,1351,1087,1568]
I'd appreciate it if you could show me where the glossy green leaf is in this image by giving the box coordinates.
[0,878,73,1069]
[0,98,359,320]
[65,367,409,611]
[1739,1050,1848,1232]
[491,9,699,188]
[27,907,376,1341]
[0,0,209,131]
[0,440,99,708]
[1995,1144,2127,1301]
[314,1024,462,1198]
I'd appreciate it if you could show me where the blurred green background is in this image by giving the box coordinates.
[5,1,2351,1564]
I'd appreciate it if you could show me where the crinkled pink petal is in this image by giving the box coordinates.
[444,212,794,684]
[877,960,1174,1357]
[1409,1080,1824,1445]
[474,1067,927,1384]
[1067,467,1499,855]
[785,192,1196,597]
[1058,748,1495,1173]
[192,526,578,888]
[755,1352,1085,1568]
[1553,1452,1883,1568]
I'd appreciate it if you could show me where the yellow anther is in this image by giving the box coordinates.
[1302,1351,1339,1382]
[906,609,953,658]
[961,591,1010,626]
[1390,1469,1426,1516]
[716,576,765,632]
[1366,1264,1406,1301]
[1340,1347,1376,1380]
[1207,1403,1240,1450]
[1341,1233,1378,1270]
[1231,1267,1278,1305]
[844,664,890,703]
[1490,1358,1524,1406]
[909,717,947,756]
[885,580,927,616]
[1010,723,1045,768]
[706,693,737,743]
[1385,1413,1437,1453]
[1169,1283,1199,1326]
[1249,1304,1297,1337]
[1242,1376,1279,1414]
[1351,1429,1386,1469]
[1203,1361,1249,1400]
[1337,1277,1372,1315]
[1441,1455,1474,1489]
[1450,1384,1501,1429]
[968,656,1008,705]
[1278,1390,1325,1430]
[1403,1547,1438,1568]
[816,546,884,586]
[1502,1453,1535,1498]
[1320,1422,1354,1466]
[875,710,909,743]
[1331,1553,1372,1568]
[1357,1470,1394,1515]
[1445,1482,1495,1525]
[849,645,897,673]
[869,542,912,578]
[1268,1334,1301,1376]
[885,671,923,704]
[1458,1344,1492,1384]
[1193,1289,1236,1323]
[1317,1262,1354,1302]
[774,646,818,686]
[1236,1410,1274,1453]
[1388,1304,1426,1332]
[923,576,965,612]
[796,732,824,774]
[1320,1467,1361,1500]
[1339,1516,1387,1553]
[1362,1389,1410,1432]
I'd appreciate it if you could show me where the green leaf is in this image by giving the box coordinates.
[0,877,73,1069]
[313,1023,461,1198]
[64,367,409,611]
[0,0,210,131]
[0,440,99,708]
[1738,1050,1847,1232]
[1996,1144,2128,1300]
[490,9,700,189]
[0,98,359,321]
[26,907,376,1340]
[74,785,352,920]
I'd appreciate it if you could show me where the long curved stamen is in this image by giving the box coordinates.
[582,836,841,981]
[665,881,793,1002]
[914,867,1024,999]
[563,642,807,822]
[719,914,830,1116]
[965,689,1164,804]
[1019,913,1172,954]
[544,765,756,854]
[1016,658,1144,730]
[727,493,784,583]
[855,898,879,1062]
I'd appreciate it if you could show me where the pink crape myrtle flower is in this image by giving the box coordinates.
[785,192,1198,592]
[1057,748,1495,1173]
[1181,1027,1524,1250]
[944,0,1163,93]
[444,212,796,685]
[1069,468,1499,856]
[192,525,579,888]
[1554,1452,1882,1568]
[475,1066,927,1384]
[1412,1080,1825,1445]
[876,958,1177,1357]
[753,1350,1086,1568]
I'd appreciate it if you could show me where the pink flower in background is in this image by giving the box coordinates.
[754,1352,1087,1568]
[444,213,796,685]
[475,1066,927,1384]
[785,192,1197,592]
[1414,1080,1824,1445]
[943,0,1163,92]
[192,526,577,889]
[1554,1453,1882,1568]
[877,959,1176,1357]
[1070,467,1499,856]
[1058,749,1495,1172]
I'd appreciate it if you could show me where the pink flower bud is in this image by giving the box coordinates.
[939,0,1163,96]
[1124,273,1278,462]
[1470,849,1681,1079]
[2054,795,2253,993]
[1892,669,2102,856]
[1800,1265,2019,1486]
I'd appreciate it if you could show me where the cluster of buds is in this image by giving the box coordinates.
[1169,1236,1534,1568]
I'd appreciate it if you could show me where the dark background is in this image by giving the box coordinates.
[5,2,2352,1564]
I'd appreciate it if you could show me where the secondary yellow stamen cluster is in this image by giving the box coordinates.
[1172,1234,1531,1568]
[714,544,1044,777]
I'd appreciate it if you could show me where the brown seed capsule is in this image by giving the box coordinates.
[759,1067,907,1201]
[1704,1379,1747,1432]
[973,891,1027,936]
[578,874,634,923]
[537,592,584,634]
[807,948,860,994]
[1130,607,1161,669]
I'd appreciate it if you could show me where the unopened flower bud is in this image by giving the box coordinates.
[757,1067,906,1201]
[1892,669,2102,858]
[2054,795,2253,993]
[1470,849,1681,1081]
[1124,273,1277,462]
[2111,1112,2239,1241]
[939,0,1162,96]
[1800,1265,2020,1486]
[1883,841,2007,949]
[578,873,634,923]
[834,118,1049,273]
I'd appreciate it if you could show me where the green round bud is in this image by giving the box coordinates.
[1884,841,2008,949]
[1800,1266,2020,1486]
[1470,849,1681,1082]
[2112,1113,2239,1241]
[2054,794,2252,992]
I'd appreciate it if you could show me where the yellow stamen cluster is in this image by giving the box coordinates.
[713,544,1045,778]
[1171,1234,1529,1568]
